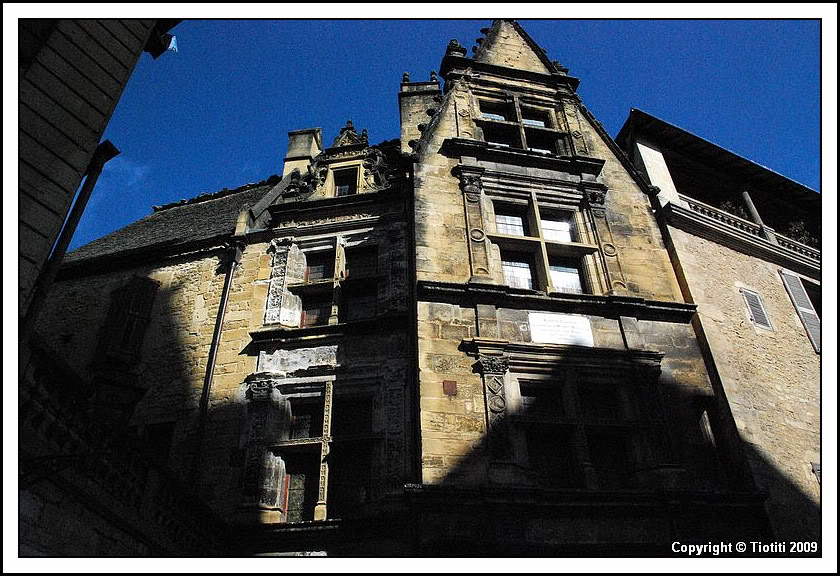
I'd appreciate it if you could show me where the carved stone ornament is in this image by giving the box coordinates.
[446,39,467,57]
[246,379,276,402]
[332,120,368,148]
[458,173,483,196]
[587,189,606,207]
[477,355,509,375]
[362,147,394,190]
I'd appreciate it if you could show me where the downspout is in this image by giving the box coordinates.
[21,140,120,344]
[189,241,243,485]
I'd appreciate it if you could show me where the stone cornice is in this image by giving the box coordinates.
[662,200,821,278]
[462,337,665,375]
[417,280,697,323]
[440,54,580,91]
[440,138,605,179]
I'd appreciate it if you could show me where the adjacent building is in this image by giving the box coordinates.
[617,109,821,542]
[20,20,819,556]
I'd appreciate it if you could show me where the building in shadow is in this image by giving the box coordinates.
[617,110,821,543]
[20,20,820,556]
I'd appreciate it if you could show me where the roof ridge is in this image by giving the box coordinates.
[152,174,282,213]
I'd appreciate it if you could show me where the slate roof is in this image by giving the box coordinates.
[64,178,279,264]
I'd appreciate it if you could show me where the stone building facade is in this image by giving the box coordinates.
[21,20,819,556]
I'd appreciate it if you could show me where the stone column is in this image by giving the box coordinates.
[313,380,333,521]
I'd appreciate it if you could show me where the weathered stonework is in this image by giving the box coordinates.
[668,226,821,540]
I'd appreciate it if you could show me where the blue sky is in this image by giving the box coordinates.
[69,19,821,250]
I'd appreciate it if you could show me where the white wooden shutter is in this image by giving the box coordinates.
[740,288,772,330]
[780,271,820,353]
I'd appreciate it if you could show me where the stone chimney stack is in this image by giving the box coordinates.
[398,73,442,154]
[283,128,322,177]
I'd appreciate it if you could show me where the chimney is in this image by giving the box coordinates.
[398,73,442,154]
[283,128,322,177]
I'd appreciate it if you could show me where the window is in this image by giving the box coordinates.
[301,293,332,327]
[334,167,358,197]
[740,288,773,331]
[95,276,159,365]
[479,99,515,122]
[495,209,528,236]
[304,251,334,282]
[511,374,658,491]
[549,259,583,295]
[477,97,568,155]
[488,199,595,294]
[541,213,574,242]
[501,252,535,290]
[344,246,378,278]
[482,123,518,148]
[521,107,551,128]
[261,383,378,522]
[780,271,820,353]
[280,238,385,329]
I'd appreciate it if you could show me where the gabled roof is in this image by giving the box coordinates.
[64,178,278,265]
[473,20,559,75]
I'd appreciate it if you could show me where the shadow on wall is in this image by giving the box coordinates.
[416,358,820,557]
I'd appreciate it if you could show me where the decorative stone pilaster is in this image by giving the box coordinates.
[265,238,305,326]
[241,377,290,512]
[453,165,493,283]
[582,182,629,295]
[477,355,511,461]
[313,380,333,521]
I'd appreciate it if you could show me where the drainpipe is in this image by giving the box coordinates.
[21,140,120,345]
[189,241,243,485]
[741,190,778,245]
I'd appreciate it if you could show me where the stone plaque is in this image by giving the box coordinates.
[528,312,594,347]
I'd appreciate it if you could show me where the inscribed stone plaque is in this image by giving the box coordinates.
[528,312,594,347]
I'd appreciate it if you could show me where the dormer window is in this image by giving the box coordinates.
[334,167,358,197]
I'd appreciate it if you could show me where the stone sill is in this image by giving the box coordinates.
[418,280,697,323]
[250,311,411,343]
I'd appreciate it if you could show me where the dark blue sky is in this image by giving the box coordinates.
[70,19,821,250]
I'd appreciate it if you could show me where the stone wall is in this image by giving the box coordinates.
[668,226,821,540]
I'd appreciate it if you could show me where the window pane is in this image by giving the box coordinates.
[526,425,579,488]
[521,108,551,128]
[305,252,334,282]
[334,168,357,197]
[344,246,378,278]
[479,100,514,122]
[519,380,565,419]
[289,398,325,439]
[542,220,573,242]
[502,256,534,290]
[549,262,582,294]
[281,451,320,523]
[495,213,526,236]
[302,297,332,327]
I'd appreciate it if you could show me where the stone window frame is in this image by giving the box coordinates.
[265,233,385,328]
[474,93,573,156]
[241,373,385,523]
[465,338,685,492]
[94,275,160,365]
[485,192,600,295]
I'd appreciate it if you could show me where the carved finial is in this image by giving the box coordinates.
[430,70,438,83]
[446,39,467,57]
[345,119,354,130]
[361,128,368,142]
[552,60,569,74]
[402,71,410,83]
